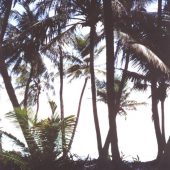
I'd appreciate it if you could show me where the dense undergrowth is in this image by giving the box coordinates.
[0,152,164,170]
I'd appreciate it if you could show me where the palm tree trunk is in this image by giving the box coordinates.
[103,0,120,165]
[161,100,166,148]
[67,77,88,152]
[166,0,170,11]
[24,66,34,108]
[35,81,41,122]
[101,53,130,158]
[59,45,66,156]
[89,0,102,156]
[158,79,167,150]
[154,0,164,159]
[0,131,2,152]
[0,4,39,156]
[158,0,162,27]
[0,58,39,157]
[159,137,170,169]
[151,78,163,160]
[0,24,37,162]
[0,1,19,109]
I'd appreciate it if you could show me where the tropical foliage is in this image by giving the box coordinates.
[0,0,170,170]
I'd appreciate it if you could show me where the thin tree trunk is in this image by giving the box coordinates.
[161,100,166,148]
[35,80,41,123]
[0,59,39,156]
[0,1,19,109]
[67,77,88,152]
[0,131,2,152]
[24,66,34,108]
[59,45,66,156]
[103,0,121,166]
[89,1,102,156]
[167,0,170,11]
[101,53,130,158]
[158,0,162,27]
[151,78,163,160]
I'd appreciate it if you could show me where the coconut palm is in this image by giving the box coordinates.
[34,0,78,157]
[66,33,105,154]
[102,0,121,166]
[101,0,155,164]
[5,0,75,157]
[98,0,170,163]
[110,0,170,158]
[88,0,103,156]
[0,0,19,116]
[33,0,103,157]
[0,0,41,158]
[42,0,104,156]
[5,3,47,109]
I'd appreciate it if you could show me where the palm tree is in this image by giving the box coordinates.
[103,0,121,166]
[0,0,20,114]
[0,0,41,158]
[65,35,89,153]
[66,33,105,154]
[34,0,103,157]
[5,102,75,170]
[5,2,46,109]
[89,0,102,156]
[114,1,170,159]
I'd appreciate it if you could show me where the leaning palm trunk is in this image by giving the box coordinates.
[103,0,120,166]
[0,1,39,157]
[151,78,164,160]
[89,0,102,156]
[0,1,19,109]
[101,53,130,158]
[67,77,88,152]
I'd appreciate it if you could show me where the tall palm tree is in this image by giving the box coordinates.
[0,0,41,157]
[100,0,153,162]
[0,0,19,113]
[66,33,105,154]
[35,0,104,157]
[89,0,102,156]
[115,1,170,158]
[6,2,46,109]
[31,0,74,156]
[103,0,121,166]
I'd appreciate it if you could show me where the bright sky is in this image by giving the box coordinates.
[1,71,170,162]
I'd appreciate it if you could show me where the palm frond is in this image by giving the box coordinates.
[118,31,170,74]
[0,151,29,170]
[1,130,28,153]
[5,108,28,128]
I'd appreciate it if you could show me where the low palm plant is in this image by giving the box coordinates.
[3,101,75,170]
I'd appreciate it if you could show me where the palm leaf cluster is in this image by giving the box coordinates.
[3,104,75,169]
